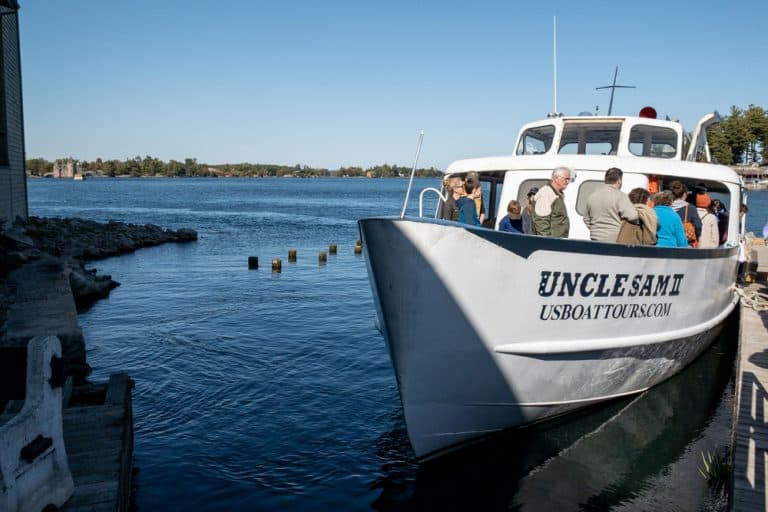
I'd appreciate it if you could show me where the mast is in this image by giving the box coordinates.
[552,16,557,115]
[596,66,635,115]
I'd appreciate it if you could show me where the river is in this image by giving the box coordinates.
[27,178,768,511]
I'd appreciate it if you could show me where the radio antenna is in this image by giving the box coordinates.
[596,66,635,115]
[552,16,558,116]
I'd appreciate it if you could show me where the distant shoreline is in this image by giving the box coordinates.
[26,174,443,179]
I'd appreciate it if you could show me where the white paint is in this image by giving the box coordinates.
[0,336,74,512]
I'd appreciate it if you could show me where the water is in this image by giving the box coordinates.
[26,178,767,511]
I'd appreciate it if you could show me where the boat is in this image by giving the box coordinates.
[743,178,768,190]
[358,108,743,459]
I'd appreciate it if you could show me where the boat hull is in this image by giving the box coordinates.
[359,217,738,458]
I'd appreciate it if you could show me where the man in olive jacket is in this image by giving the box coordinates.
[533,167,571,238]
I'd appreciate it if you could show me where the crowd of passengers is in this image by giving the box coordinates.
[441,167,740,248]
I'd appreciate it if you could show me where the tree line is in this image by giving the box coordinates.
[26,107,766,178]
[707,104,767,166]
[25,156,442,179]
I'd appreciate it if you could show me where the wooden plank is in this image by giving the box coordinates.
[105,373,131,406]
[64,424,124,442]
[64,404,124,417]
[72,469,121,486]
[62,484,119,508]
[66,439,123,456]
[732,295,768,512]
[59,372,134,512]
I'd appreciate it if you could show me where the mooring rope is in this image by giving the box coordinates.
[733,284,768,312]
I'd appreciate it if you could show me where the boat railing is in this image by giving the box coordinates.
[419,187,445,218]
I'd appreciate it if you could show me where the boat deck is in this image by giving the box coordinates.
[732,283,768,511]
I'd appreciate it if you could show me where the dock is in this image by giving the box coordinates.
[0,256,134,511]
[732,283,768,511]
[60,374,134,511]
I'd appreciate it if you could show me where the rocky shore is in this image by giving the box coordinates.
[0,217,198,345]
[2,216,197,307]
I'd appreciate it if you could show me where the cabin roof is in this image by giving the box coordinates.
[444,112,739,185]
[445,153,742,186]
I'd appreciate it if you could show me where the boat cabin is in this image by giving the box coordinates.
[441,112,742,244]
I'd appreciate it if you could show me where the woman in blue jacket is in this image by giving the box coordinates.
[653,191,688,247]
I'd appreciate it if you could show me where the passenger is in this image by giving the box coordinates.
[738,204,749,276]
[465,172,486,225]
[616,187,657,245]
[456,180,480,226]
[533,167,571,238]
[696,193,719,248]
[440,176,463,221]
[498,200,523,233]
[582,167,639,242]
[711,199,729,244]
[652,191,688,247]
[521,187,538,234]
[668,180,701,246]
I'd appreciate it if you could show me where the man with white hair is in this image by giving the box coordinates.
[533,166,571,238]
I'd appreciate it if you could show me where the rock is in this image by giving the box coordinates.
[175,228,198,241]
[67,263,120,311]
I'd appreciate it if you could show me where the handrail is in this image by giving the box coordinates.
[419,188,446,218]
[399,130,425,219]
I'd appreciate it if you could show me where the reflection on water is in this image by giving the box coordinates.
[372,313,737,511]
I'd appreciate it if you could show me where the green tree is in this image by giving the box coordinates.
[744,105,768,164]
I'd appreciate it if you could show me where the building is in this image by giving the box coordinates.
[52,157,79,179]
[0,0,25,224]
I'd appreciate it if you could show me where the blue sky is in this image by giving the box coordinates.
[19,1,768,170]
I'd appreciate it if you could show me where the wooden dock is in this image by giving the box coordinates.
[60,373,134,512]
[732,283,768,511]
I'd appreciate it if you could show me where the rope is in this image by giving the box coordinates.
[733,283,768,312]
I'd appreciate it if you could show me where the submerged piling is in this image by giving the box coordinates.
[329,243,337,254]
[248,256,259,269]
[288,249,297,262]
[319,251,327,264]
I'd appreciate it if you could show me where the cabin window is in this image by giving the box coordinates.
[517,179,550,206]
[557,122,621,155]
[575,180,604,215]
[629,125,677,158]
[516,125,555,155]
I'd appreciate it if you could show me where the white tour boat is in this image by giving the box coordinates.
[358,109,744,459]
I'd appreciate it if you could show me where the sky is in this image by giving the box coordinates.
[18,0,768,170]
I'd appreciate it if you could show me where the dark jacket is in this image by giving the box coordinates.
[456,196,479,225]
[498,215,522,233]
[533,184,569,238]
[671,199,701,239]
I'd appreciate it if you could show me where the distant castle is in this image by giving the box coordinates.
[52,158,81,179]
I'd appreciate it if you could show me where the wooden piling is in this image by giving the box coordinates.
[288,249,297,262]
[272,259,282,272]
[248,256,259,269]
[329,243,337,254]
[319,251,327,264]
[354,244,362,255]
